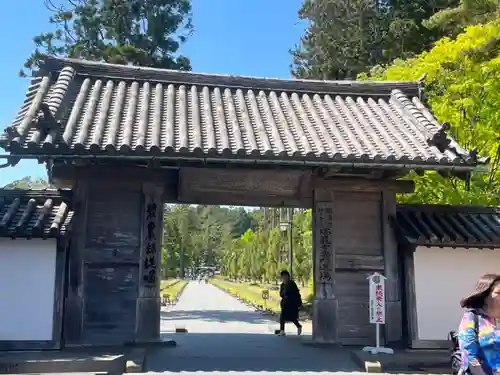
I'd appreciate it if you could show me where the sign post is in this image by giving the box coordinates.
[362,272,394,355]
[261,290,270,315]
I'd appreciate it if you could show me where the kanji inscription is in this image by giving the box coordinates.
[316,202,333,283]
[142,195,159,286]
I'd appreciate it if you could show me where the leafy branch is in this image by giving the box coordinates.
[22,0,193,77]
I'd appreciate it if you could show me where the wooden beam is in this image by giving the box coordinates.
[403,246,419,347]
[176,190,310,208]
[370,169,385,179]
[51,164,179,184]
[50,164,180,197]
[382,190,402,343]
[313,177,414,193]
[179,167,303,196]
[297,171,313,201]
[335,254,384,271]
[322,166,342,177]
[62,179,87,346]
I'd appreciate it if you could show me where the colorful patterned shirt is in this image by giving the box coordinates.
[458,309,500,375]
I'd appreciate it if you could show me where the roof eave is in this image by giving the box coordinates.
[0,233,63,240]
[0,188,71,201]
[0,149,487,172]
[395,232,500,249]
[410,240,500,249]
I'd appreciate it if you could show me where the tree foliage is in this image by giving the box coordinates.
[162,206,312,286]
[291,0,500,205]
[3,176,52,190]
[425,0,500,35]
[22,0,192,76]
[161,205,259,278]
[360,20,500,204]
[291,0,458,80]
[218,209,313,286]
[291,0,389,79]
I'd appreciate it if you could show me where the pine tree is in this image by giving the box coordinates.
[22,0,192,76]
[291,0,458,79]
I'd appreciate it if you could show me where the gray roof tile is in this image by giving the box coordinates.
[394,204,500,248]
[0,189,73,238]
[0,57,487,169]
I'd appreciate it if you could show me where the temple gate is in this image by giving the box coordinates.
[0,57,487,346]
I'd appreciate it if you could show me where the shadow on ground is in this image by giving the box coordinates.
[146,332,359,372]
[160,309,277,324]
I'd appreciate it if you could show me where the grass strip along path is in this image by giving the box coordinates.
[160,278,188,304]
[210,276,313,320]
[210,277,281,312]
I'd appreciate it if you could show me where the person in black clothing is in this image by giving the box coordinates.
[276,270,302,336]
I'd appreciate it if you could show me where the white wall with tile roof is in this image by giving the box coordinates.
[0,238,57,340]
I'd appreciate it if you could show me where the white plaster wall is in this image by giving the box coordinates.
[414,246,500,341]
[0,238,57,341]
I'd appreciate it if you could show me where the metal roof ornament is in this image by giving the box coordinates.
[469,148,478,163]
[427,122,451,152]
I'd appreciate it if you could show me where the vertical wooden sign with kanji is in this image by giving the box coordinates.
[136,183,164,342]
[141,193,161,288]
[316,203,334,283]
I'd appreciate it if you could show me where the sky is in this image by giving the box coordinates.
[0,0,307,186]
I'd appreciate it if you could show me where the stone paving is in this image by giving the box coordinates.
[40,281,440,374]
[144,281,412,374]
[35,281,337,375]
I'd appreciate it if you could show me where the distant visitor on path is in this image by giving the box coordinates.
[276,270,302,336]
[456,273,500,375]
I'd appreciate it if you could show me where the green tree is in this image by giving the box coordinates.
[425,0,500,36]
[291,0,389,80]
[162,208,182,278]
[22,0,192,76]
[292,209,312,286]
[217,208,313,286]
[264,228,281,283]
[3,176,52,189]
[385,0,460,58]
[162,205,259,279]
[291,0,458,80]
[360,20,500,205]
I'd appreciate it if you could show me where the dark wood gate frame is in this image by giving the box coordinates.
[0,56,487,346]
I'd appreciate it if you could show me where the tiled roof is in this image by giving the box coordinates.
[394,204,500,248]
[0,57,487,170]
[0,189,73,238]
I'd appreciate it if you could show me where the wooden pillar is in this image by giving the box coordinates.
[63,179,162,346]
[382,190,402,343]
[63,180,87,346]
[311,182,403,345]
[312,188,338,343]
[135,182,163,342]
